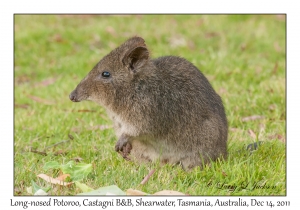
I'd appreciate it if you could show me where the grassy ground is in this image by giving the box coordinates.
[14,14,286,195]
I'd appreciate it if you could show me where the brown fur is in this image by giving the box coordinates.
[69,36,228,170]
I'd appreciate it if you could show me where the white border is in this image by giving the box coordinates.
[1,0,299,209]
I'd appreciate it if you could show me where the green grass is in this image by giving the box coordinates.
[14,14,286,195]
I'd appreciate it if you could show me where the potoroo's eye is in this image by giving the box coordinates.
[101,71,111,78]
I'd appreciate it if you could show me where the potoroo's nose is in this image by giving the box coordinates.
[69,90,79,102]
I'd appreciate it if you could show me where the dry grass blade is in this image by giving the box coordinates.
[72,157,83,162]
[230,127,242,132]
[37,174,73,186]
[68,134,74,140]
[242,115,265,122]
[15,103,30,109]
[222,171,227,177]
[30,148,47,156]
[54,150,68,156]
[272,62,279,74]
[205,32,219,38]
[269,104,276,111]
[248,129,257,139]
[45,140,70,150]
[140,169,155,185]
[56,174,70,181]
[268,134,286,143]
[77,109,96,112]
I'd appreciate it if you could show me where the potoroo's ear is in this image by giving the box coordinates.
[122,46,149,73]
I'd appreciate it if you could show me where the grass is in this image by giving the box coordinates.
[14,14,286,195]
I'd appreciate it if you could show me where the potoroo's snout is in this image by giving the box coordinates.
[69,90,79,102]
